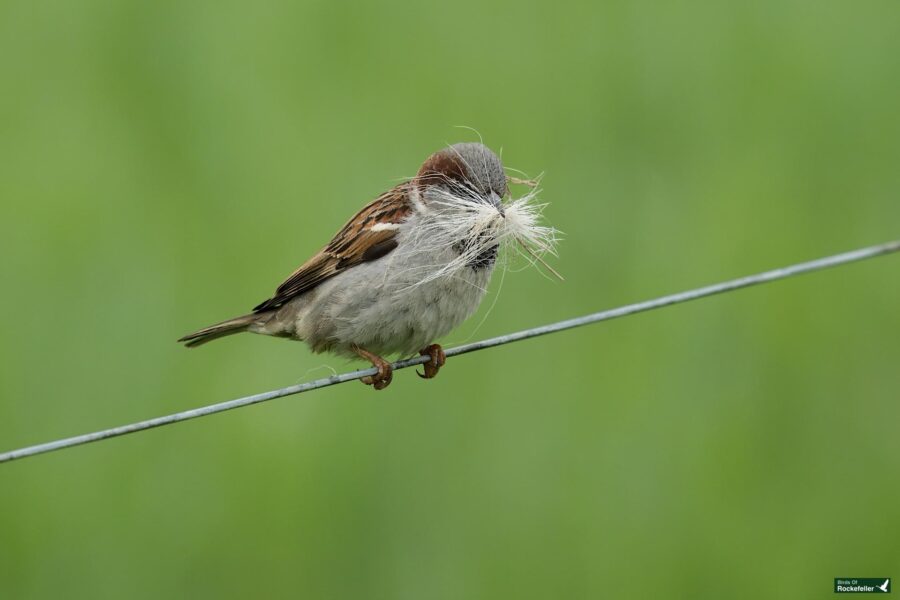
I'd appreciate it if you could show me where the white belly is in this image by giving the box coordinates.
[286,234,495,358]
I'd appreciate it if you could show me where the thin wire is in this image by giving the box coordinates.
[2,239,898,464]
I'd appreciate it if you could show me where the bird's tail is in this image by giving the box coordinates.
[177,313,261,348]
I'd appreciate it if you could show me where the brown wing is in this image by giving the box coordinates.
[253,183,412,312]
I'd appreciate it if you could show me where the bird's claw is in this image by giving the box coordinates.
[361,364,392,390]
[353,345,393,390]
[417,344,446,379]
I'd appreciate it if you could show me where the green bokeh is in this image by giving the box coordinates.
[1,1,898,598]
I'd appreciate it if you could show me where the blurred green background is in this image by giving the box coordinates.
[1,0,898,597]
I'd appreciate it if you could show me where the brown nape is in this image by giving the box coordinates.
[415,148,469,190]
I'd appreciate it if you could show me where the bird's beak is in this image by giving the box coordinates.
[489,191,505,216]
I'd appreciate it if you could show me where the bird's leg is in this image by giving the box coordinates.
[417,343,446,379]
[352,344,393,390]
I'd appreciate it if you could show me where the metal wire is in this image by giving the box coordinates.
[2,239,898,464]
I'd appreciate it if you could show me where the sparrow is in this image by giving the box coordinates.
[178,142,556,390]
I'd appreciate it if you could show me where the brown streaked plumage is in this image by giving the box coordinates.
[253,184,412,312]
[178,142,525,391]
[177,183,413,350]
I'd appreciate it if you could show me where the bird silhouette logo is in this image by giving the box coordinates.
[878,579,890,593]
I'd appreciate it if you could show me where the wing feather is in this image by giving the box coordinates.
[253,183,411,312]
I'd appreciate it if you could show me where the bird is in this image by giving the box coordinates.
[878,580,890,593]
[178,142,556,390]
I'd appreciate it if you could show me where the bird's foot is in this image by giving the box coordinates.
[417,344,446,379]
[352,345,393,390]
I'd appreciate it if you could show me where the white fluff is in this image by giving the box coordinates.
[260,180,559,358]
[392,180,560,290]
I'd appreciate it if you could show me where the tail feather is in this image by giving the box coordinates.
[177,313,259,348]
